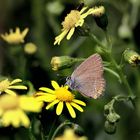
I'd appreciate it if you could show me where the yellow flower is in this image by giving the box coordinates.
[0,78,27,96]
[35,81,86,118]
[0,94,43,128]
[1,27,29,44]
[54,128,88,140]
[54,7,98,45]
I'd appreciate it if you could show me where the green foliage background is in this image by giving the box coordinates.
[0,0,140,140]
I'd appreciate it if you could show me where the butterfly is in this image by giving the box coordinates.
[65,53,105,99]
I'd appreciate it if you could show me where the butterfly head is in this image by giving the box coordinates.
[65,77,75,90]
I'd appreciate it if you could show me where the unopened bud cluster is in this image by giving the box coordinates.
[124,49,140,66]
[104,99,120,134]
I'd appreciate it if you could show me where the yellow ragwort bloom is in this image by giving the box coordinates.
[36,81,86,118]
[54,128,88,140]
[0,94,43,128]
[54,7,98,45]
[0,79,27,96]
[1,27,29,44]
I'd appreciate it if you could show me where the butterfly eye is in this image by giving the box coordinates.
[66,77,71,81]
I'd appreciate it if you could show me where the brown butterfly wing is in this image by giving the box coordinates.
[71,53,105,99]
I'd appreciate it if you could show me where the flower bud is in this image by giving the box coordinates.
[92,6,108,31]
[124,49,140,66]
[106,112,120,123]
[51,56,84,71]
[104,121,116,134]
[46,1,64,15]
[24,42,37,55]
[118,14,132,39]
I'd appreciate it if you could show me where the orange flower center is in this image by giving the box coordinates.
[62,10,81,30]
[55,87,74,102]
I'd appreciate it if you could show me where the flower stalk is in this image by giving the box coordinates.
[50,120,73,140]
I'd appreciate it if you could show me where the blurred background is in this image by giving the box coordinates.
[0,0,140,140]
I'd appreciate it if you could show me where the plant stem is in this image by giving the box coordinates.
[90,33,106,48]
[50,121,73,140]
[107,45,134,97]
[28,126,36,140]
[47,117,57,140]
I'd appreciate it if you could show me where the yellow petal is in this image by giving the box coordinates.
[73,99,86,106]
[12,111,21,127]
[66,27,75,40]
[51,81,60,89]
[76,18,84,27]
[18,110,30,127]
[56,101,63,115]
[81,8,94,18]
[10,79,22,85]
[8,85,27,90]
[46,99,59,110]
[2,111,13,127]
[4,89,17,96]
[66,102,76,118]
[1,34,6,40]
[35,92,48,96]
[2,110,21,127]
[21,28,29,37]
[0,109,3,116]
[65,85,69,90]
[36,94,56,102]
[2,109,30,128]
[16,27,20,34]
[54,30,69,45]
[39,87,55,94]
[80,7,88,14]
[70,102,84,112]
[20,96,43,112]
